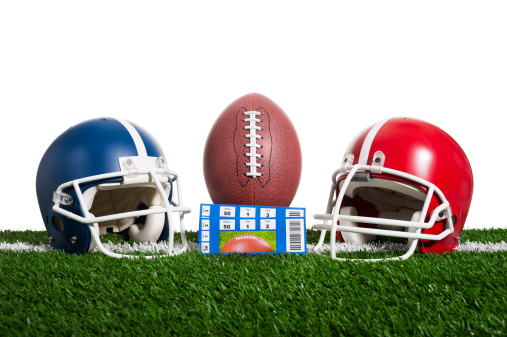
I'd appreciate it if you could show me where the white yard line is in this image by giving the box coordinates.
[308,240,507,254]
[1,240,506,253]
[0,241,199,253]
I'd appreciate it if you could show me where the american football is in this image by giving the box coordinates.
[221,234,274,253]
[203,93,302,207]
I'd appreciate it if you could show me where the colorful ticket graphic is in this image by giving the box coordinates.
[199,204,307,255]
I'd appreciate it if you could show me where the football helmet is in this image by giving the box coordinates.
[313,117,473,261]
[36,118,190,258]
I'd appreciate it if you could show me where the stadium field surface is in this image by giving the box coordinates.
[1,229,506,336]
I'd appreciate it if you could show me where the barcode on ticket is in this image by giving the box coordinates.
[286,219,303,252]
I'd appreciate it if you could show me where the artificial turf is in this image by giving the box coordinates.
[0,229,506,336]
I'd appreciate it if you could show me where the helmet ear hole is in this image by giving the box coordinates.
[451,215,457,225]
[52,216,64,232]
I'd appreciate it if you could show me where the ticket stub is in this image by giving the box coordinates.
[199,204,306,255]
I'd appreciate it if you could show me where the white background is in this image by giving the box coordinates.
[0,1,505,232]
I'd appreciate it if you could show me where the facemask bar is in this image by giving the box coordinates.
[313,158,454,261]
[52,168,190,258]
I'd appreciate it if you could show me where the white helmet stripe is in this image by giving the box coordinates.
[358,118,391,165]
[115,118,148,157]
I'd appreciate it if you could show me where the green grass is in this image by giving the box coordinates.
[1,229,506,336]
[219,231,277,252]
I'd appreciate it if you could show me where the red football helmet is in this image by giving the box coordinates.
[313,117,473,261]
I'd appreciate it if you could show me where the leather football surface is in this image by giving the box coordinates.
[204,93,302,207]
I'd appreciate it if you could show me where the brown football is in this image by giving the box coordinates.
[203,93,301,206]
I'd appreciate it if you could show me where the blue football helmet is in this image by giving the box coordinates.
[36,118,190,258]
